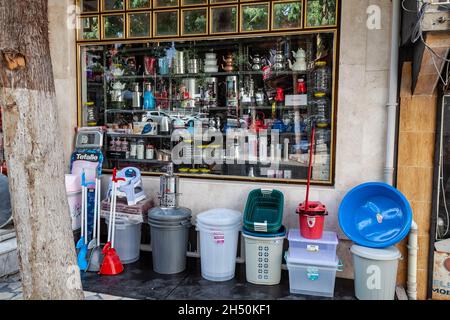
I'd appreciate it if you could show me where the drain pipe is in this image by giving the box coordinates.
[384,0,418,301]
[384,0,400,186]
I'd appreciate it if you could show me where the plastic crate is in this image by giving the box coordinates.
[243,189,284,233]
[288,229,338,262]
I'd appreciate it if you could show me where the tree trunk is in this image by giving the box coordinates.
[0,0,84,299]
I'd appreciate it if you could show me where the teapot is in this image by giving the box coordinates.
[269,49,285,71]
[249,54,263,71]
[221,53,234,72]
[288,48,307,72]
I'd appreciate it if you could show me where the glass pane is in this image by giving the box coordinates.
[182,0,207,5]
[211,6,237,34]
[241,3,269,32]
[273,1,302,30]
[182,9,207,35]
[128,0,151,9]
[104,15,124,38]
[306,0,336,27]
[103,0,124,11]
[80,0,98,12]
[154,0,179,8]
[128,13,151,38]
[154,11,178,36]
[211,0,237,3]
[79,16,100,40]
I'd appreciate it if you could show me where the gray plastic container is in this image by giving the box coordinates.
[148,207,192,274]
[351,245,401,300]
[105,217,142,264]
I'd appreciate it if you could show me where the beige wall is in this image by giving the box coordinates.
[50,0,394,281]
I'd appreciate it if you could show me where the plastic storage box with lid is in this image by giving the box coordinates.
[196,208,242,282]
[243,226,286,285]
[288,229,338,261]
[243,189,284,233]
[286,251,339,298]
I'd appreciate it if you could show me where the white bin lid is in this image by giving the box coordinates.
[288,229,338,245]
[350,245,401,261]
[197,208,242,228]
[286,251,339,268]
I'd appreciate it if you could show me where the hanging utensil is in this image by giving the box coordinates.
[99,168,124,275]
[87,178,103,272]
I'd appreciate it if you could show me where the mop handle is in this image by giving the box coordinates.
[107,182,114,243]
[111,183,117,248]
[97,180,101,246]
[92,179,98,240]
[304,124,316,212]
[80,186,85,241]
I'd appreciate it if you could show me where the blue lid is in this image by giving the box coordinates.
[338,182,413,248]
[243,226,286,237]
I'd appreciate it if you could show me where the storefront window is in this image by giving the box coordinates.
[241,3,269,32]
[103,14,125,39]
[182,8,208,36]
[102,0,124,11]
[154,0,179,8]
[80,0,99,13]
[154,10,179,37]
[182,0,207,5]
[78,16,100,40]
[128,0,151,9]
[78,32,337,184]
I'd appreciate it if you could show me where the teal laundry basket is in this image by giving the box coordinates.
[244,189,284,233]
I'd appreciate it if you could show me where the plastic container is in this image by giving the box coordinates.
[339,182,412,248]
[286,251,339,298]
[148,206,192,274]
[351,245,401,300]
[244,189,284,233]
[105,217,142,264]
[297,201,327,239]
[65,174,82,230]
[243,227,286,285]
[196,209,242,282]
[288,229,338,262]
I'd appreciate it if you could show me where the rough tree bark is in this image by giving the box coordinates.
[0,0,84,299]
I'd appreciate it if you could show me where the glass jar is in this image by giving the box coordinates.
[84,102,97,126]
[313,61,330,95]
[310,94,330,128]
[130,138,137,159]
[146,144,155,160]
[137,139,145,160]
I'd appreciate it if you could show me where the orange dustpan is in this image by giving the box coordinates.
[99,168,125,276]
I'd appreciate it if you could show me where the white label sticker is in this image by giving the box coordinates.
[307,244,320,252]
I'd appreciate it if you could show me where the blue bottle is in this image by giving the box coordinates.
[143,83,155,110]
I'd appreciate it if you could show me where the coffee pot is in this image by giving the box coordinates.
[221,53,234,72]
[288,48,307,71]
[132,83,142,109]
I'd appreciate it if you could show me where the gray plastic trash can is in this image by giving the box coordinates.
[351,245,401,300]
[148,207,192,274]
[105,217,142,264]
[0,174,12,228]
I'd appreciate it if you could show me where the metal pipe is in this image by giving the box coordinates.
[384,0,401,185]
[407,221,418,300]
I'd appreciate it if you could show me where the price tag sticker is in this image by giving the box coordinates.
[307,244,320,252]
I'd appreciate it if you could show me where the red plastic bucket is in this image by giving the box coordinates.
[297,201,327,239]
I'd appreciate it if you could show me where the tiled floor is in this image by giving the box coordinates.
[0,251,356,300]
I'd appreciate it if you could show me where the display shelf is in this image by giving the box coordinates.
[106,132,172,138]
[110,158,171,164]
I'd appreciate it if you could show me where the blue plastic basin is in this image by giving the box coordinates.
[338,182,412,248]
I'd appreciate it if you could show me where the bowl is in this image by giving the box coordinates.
[338,182,412,248]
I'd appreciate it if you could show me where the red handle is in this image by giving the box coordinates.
[304,124,315,212]
[112,167,126,183]
[102,242,111,254]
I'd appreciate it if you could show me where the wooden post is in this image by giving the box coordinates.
[0,0,84,299]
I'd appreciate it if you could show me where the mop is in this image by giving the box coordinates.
[87,178,103,272]
[76,171,90,272]
[99,168,124,275]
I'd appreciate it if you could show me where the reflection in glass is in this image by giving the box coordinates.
[211,0,237,3]
[128,0,151,9]
[154,0,178,7]
[306,0,336,27]
[129,13,151,37]
[104,15,124,38]
[182,0,207,5]
[241,3,269,32]
[103,0,124,10]
[273,1,302,30]
[79,16,99,40]
[183,9,207,35]
[81,0,98,12]
[154,11,178,36]
[211,6,237,34]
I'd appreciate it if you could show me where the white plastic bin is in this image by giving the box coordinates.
[286,251,339,298]
[351,245,401,300]
[288,229,338,262]
[65,174,82,230]
[106,216,142,264]
[196,209,242,282]
[243,227,286,285]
